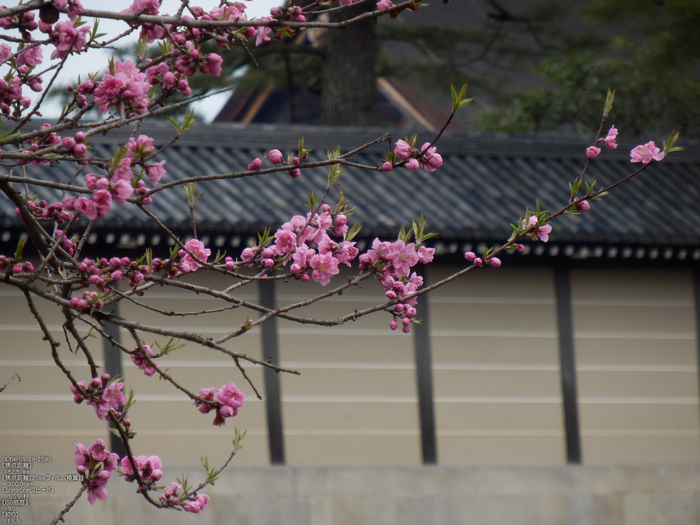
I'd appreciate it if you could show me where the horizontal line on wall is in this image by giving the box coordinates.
[2,394,698,405]
[573,299,694,308]
[1,324,693,341]
[0,429,267,437]
[3,361,696,374]
[581,429,700,437]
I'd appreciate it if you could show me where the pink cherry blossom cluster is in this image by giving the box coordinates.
[178,238,211,274]
[70,374,125,420]
[359,239,435,332]
[53,0,85,21]
[240,205,357,285]
[93,59,151,116]
[17,123,62,167]
[43,19,91,60]
[464,251,501,268]
[74,256,150,292]
[10,260,34,274]
[376,0,420,17]
[267,149,306,178]
[122,0,164,42]
[196,381,245,426]
[181,493,211,514]
[390,139,443,172]
[68,290,104,311]
[74,440,119,505]
[587,126,619,158]
[14,199,73,224]
[131,345,158,376]
[121,454,163,488]
[270,5,306,23]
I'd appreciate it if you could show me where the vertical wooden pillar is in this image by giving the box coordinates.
[413,267,438,464]
[259,278,285,464]
[102,301,126,457]
[555,266,582,464]
[693,269,700,430]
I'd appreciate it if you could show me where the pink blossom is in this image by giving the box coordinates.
[213,382,245,425]
[16,46,43,67]
[630,141,664,163]
[574,198,590,212]
[377,0,394,9]
[268,149,284,164]
[179,238,211,273]
[182,494,210,514]
[200,53,223,76]
[0,44,11,63]
[92,190,112,214]
[404,158,420,171]
[131,345,157,376]
[74,197,97,220]
[197,387,216,414]
[417,246,435,264]
[256,17,273,46]
[121,455,163,485]
[86,470,110,505]
[524,216,552,242]
[603,125,618,149]
[74,442,90,471]
[273,228,297,257]
[390,240,419,277]
[488,257,502,268]
[94,59,151,116]
[145,160,166,185]
[50,21,91,60]
[310,252,340,286]
[586,146,601,159]
[334,241,359,266]
[394,139,412,160]
[109,180,133,204]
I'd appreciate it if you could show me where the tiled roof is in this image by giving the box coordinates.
[2,122,699,261]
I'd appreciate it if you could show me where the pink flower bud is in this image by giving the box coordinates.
[473,257,482,267]
[575,199,590,212]
[289,168,301,178]
[269,149,284,164]
[382,161,393,172]
[586,146,601,159]
[488,257,502,268]
[390,318,398,330]
[464,251,476,262]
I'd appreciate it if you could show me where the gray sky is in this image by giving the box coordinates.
[21,0,281,120]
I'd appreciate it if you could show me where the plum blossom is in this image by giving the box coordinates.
[394,139,412,160]
[310,252,340,286]
[131,345,157,376]
[182,494,211,514]
[93,59,151,116]
[630,141,665,163]
[213,381,245,425]
[256,17,273,46]
[602,125,618,149]
[121,455,163,485]
[586,146,601,159]
[50,20,91,60]
[523,216,552,242]
[74,440,119,505]
[179,238,211,273]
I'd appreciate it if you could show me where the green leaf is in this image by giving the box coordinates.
[603,88,615,117]
[345,222,362,242]
[14,235,27,261]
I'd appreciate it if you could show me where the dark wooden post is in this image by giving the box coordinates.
[259,278,285,464]
[555,265,582,464]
